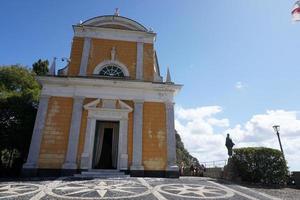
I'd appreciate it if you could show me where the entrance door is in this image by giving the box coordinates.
[92,121,119,169]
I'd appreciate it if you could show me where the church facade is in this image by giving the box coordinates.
[23,14,182,177]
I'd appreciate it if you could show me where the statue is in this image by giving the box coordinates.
[225,133,235,157]
[111,47,116,61]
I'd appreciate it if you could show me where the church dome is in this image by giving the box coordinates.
[81,15,148,32]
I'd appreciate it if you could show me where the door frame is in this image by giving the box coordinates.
[80,99,132,171]
[92,121,119,169]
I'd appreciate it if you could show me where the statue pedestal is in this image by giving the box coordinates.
[223,158,240,181]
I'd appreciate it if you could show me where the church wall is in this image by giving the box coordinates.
[76,98,95,164]
[75,99,134,167]
[143,43,154,81]
[67,37,84,76]
[38,97,73,169]
[123,101,134,167]
[86,39,137,78]
[66,37,155,81]
[142,102,167,170]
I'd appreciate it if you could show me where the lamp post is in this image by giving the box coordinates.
[272,125,285,161]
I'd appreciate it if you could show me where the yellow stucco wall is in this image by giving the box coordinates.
[38,97,73,169]
[142,102,167,170]
[67,37,84,76]
[66,36,155,81]
[143,43,154,81]
[86,39,137,78]
[38,98,167,171]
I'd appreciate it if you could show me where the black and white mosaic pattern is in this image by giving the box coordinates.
[0,177,294,200]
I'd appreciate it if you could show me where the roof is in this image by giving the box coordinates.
[81,15,149,32]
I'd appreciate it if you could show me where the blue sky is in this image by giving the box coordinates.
[1,0,300,170]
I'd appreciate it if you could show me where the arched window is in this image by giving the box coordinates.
[99,65,125,77]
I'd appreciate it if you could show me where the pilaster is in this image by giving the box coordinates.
[79,37,91,76]
[165,101,179,177]
[136,42,144,80]
[23,95,50,170]
[62,96,84,171]
[118,118,129,170]
[130,100,144,174]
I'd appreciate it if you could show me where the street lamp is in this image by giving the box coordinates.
[272,125,285,161]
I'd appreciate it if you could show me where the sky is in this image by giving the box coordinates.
[1,0,300,170]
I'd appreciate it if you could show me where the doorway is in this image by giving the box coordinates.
[92,121,119,169]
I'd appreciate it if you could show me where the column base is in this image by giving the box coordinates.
[62,162,77,169]
[119,154,128,170]
[130,165,144,177]
[21,168,38,177]
[23,162,37,169]
[80,153,90,169]
[166,165,179,178]
[61,169,78,176]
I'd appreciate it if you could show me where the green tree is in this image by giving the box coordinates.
[176,131,199,168]
[0,65,40,176]
[232,147,288,184]
[32,59,49,76]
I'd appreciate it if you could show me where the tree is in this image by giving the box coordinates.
[32,59,49,76]
[0,65,40,176]
[176,131,199,168]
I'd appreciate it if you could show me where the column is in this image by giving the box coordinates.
[62,96,84,170]
[79,37,91,76]
[130,100,144,172]
[23,94,50,169]
[165,101,179,172]
[118,118,129,170]
[136,42,144,80]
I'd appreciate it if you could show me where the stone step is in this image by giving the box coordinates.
[74,170,129,178]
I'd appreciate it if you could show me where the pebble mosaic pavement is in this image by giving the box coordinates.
[0,176,298,200]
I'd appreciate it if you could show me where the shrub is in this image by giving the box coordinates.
[232,147,288,184]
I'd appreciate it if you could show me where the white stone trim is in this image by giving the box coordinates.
[82,16,148,32]
[23,95,50,169]
[165,102,179,171]
[130,100,144,170]
[80,99,132,170]
[136,42,144,80]
[62,96,84,169]
[73,26,155,44]
[37,76,182,103]
[93,60,130,77]
[79,38,91,76]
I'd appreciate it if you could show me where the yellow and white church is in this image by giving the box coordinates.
[23,13,182,177]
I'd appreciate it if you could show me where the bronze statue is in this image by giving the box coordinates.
[225,133,235,157]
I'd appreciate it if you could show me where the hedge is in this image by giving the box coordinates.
[232,147,288,184]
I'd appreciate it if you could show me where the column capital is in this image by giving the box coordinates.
[40,94,50,99]
[133,99,144,104]
[73,96,85,101]
[165,101,175,108]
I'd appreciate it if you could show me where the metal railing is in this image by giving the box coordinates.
[199,160,227,169]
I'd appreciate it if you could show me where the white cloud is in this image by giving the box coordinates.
[175,106,300,171]
[235,81,245,90]
[175,106,229,165]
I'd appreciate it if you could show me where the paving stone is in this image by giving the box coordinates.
[0,176,296,199]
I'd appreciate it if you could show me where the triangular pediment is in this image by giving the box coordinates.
[84,99,132,112]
